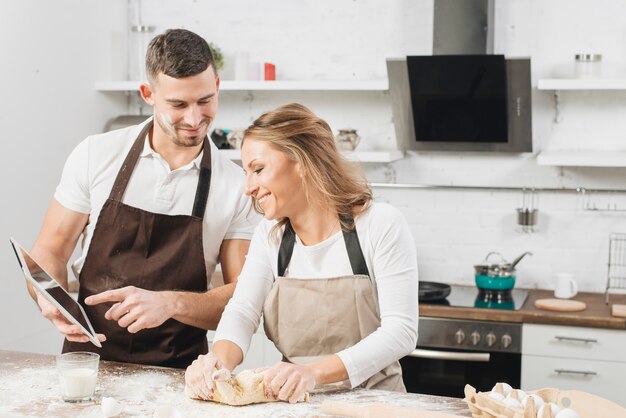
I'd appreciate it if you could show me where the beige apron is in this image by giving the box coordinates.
[262,217,406,392]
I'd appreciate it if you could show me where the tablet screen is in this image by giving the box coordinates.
[11,238,100,346]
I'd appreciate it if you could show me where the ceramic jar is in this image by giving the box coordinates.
[226,129,245,149]
[574,54,602,78]
[335,129,361,151]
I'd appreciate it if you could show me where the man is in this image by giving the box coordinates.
[26,29,259,368]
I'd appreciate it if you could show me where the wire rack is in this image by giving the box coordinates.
[606,233,626,304]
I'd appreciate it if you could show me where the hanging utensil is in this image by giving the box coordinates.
[517,188,538,233]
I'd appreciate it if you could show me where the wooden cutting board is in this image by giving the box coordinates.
[321,400,466,418]
[535,298,587,312]
[533,388,626,418]
[611,304,626,317]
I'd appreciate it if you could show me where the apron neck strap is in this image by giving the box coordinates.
[277,215,370,277]
[191,138,212,218]
[109,120,153,202]
[108,119,212,219]
[339,214,370,277]
[277,221,296,277]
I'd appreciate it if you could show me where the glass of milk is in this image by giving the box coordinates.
[56,352,99,402]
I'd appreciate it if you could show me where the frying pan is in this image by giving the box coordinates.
[419,281,451,302]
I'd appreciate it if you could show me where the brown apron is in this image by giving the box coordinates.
[262,217,406,392]
[63,120,211,368]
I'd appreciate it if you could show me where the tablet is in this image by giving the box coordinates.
[10,238,102,348]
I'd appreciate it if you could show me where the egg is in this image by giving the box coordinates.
[537,402,561,417]
[101,397,123,418]
[521,393,545,410]
[153,405,182,418]
[492,382,513,396]
[503,397,522,409]
[507,388,526,402]
[555,408,581,418]
[488,391,505,401]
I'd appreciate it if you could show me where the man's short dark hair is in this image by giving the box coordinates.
[146,29,215,84]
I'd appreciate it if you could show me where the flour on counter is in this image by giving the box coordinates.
[0,352,471,418]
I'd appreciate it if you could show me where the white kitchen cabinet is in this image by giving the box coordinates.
[206,323,282,373]
[521,323,626,406]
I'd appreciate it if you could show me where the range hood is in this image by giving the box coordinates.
[387,55,532,153]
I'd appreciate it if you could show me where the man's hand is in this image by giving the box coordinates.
[84,286,174,333]
[36,292,106,344]
[263,362,316,404]
[184,353,230,400]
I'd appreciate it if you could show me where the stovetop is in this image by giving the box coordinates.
[423,285,529,311]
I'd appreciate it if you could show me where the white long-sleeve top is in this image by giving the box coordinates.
[214,201,419,388]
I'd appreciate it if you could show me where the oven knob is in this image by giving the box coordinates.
[454,329,465,344]
[470,331,481,346]
[486,332,496,347]
[501,333,513,348]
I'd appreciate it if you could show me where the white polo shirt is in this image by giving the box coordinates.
[54,117,260,283]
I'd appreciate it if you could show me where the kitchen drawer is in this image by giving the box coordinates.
[522,324,626,362]
[521,355,626,407]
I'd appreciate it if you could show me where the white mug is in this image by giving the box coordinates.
[554,273,578,299]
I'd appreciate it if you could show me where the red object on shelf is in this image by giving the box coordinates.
[264,63,276,81]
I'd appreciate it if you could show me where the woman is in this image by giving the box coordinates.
[185,103,418,403]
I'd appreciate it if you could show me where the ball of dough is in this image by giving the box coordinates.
[188,369,310,406]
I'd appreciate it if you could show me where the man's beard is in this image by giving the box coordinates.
[157,113,211,147]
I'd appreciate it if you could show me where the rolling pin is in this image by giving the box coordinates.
[321,400,466,418]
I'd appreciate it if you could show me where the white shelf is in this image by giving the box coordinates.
[95,80,388,92]
[537,78,626,90]
[220,149,403,163]
[341,150,404,162]
[537,150,626,167]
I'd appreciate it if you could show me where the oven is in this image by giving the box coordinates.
[401,307,523,398]
[401,317,522,398]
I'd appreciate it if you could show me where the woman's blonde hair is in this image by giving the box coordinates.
[242,103,372,235]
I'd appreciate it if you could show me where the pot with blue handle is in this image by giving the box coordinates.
[473,251,532,290]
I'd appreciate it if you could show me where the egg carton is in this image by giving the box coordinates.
[464,383,626,418]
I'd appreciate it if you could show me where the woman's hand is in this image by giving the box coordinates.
[184,353,230,400]
[263,362,317,404]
